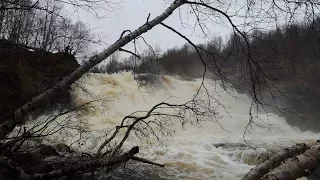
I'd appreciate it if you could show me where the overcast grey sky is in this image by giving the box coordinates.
[67,0,236,59]
[65,0,298,60]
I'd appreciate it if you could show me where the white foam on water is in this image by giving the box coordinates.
[36,72,320,179]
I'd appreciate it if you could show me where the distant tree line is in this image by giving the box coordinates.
[96,18,320,130]
[0,0,96,56]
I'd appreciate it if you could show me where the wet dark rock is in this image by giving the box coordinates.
[308,167,320,180]
[213,142,247,148]
[53,143,75,153]
[4,143,78,175]
[9,151,50,175]
[11,152,41,167]
[134,73,163,86]
[37,144,60,157]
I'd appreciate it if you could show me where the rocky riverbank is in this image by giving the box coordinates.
[0,39,79,122]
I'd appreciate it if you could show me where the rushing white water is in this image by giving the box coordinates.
[48,72,320,179]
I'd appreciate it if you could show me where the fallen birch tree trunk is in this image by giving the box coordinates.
[0,0,186,140]
[260,145,320,180]
[0,144,164,180]
[242,143,309,180]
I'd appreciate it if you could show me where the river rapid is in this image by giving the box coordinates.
[37,72,319,179]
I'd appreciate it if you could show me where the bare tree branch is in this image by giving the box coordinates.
[0,0,186,140]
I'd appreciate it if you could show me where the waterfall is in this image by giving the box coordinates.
[34,72,318,179]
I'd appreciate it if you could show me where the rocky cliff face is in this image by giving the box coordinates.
[0,39,80,122]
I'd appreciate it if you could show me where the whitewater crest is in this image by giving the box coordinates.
[34,72,318,179]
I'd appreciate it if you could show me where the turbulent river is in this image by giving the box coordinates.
[37,72,319,179]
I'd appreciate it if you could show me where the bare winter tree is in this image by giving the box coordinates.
[0,0,101,56]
